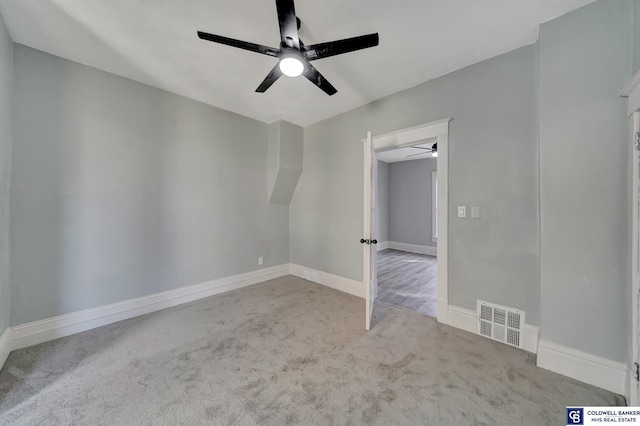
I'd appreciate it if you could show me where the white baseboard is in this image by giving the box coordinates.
[437,298,449,324]
[11,264,290,351]
[447,305,539,354]
[537,340,627,395]
[0,327,11,370]
[377,241,390,251]
[290,264,364,299]
[388,241,437,256]
[448,305,478,332]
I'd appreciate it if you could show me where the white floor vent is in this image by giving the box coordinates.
[476,300,525,349]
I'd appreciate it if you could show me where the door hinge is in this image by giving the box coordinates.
[635,362,640,382]
[635,132,640,151]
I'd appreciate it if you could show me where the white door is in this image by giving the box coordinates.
[363,131,378,330]
[632,111,640,405]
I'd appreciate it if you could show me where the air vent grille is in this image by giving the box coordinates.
[476,300,525,349]
[494,324,506,342]
[508,311,520,329]
[480,321,492,337]
[480,305,492,321]
[507,329,520,347]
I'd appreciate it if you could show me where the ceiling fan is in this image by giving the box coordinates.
[197,0,379,96]
[406,143,438,158]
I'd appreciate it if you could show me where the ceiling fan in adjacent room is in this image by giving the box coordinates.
[406,143,438,158]
[197,0,379,96]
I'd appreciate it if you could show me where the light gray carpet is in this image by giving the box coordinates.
[377,249,437,317]
[0,275,624,425]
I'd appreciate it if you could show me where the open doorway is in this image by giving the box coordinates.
[376,142,438,317]
[362,118,449,330]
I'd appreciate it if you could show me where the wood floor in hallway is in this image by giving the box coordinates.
[377,248,437,317]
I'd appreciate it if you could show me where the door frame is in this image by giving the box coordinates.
[621,73,640,404]
[364,118,451,324]
[631,111,640,406]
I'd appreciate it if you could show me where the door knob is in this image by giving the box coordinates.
[360,239,370,244]
[371,240,377,244]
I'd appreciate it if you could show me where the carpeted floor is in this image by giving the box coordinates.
[0,275,625,425]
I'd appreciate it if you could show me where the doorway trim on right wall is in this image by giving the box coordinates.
[621,70,640,405]
[372,118,450,324]
[431,170,438,244]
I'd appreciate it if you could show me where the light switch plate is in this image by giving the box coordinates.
[471,206,480,218]
[457,206,466,218]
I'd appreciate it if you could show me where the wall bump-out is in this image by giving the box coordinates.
[268,120,303,205]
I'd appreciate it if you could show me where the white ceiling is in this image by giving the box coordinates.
[377,142,437,163]
[0,0,596,126]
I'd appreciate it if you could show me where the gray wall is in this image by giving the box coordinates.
[0,17,12,334]
[377,161,389,243]
[290,44,540,325]
[634,0,640,75]
[539,1,631,362]
[11,45,289,325]
[389,158,437,247]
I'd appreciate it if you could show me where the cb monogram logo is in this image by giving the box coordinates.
[566,408,584,425]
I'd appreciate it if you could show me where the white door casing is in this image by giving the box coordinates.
[373,148,379,301]
[632,111,640,404]
[622,74,640,404]
[431,171,438,243]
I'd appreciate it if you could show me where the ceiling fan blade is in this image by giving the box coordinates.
[198,31,280,57]
[406,152,430,158]
[255,64,283,93]
[275,0,300,49]
[304,33,379,61]
[303,63,337,96]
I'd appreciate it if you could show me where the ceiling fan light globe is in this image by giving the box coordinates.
[432,151,438,158]
[279,57,304,77]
